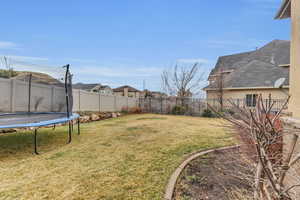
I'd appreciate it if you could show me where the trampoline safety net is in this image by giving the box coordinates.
[0,58,73,115]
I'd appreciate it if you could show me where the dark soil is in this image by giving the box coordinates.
[173,147,254,200]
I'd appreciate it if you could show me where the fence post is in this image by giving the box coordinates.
[51,86,54,112]
[127,97,129,111]
[149,98,152,113]
[78,90,81,112]
[99,92,101,112]
[114,96,117,112]
[10,79,16,112]
[160,97,163,113]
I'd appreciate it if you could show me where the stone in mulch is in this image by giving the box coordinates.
[173,148,254,200]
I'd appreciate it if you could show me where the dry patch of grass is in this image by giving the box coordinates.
[0,114,235,200]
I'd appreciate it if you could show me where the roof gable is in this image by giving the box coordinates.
[275,0,291,19]
[205,40,290,89]
[209,51,254,77]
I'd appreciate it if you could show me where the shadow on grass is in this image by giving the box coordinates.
[0,127,70,158]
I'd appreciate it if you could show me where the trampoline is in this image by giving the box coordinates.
[0,63,80,154]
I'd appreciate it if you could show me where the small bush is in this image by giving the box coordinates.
[121,106,142,114]
[129,107,142,114]
[171,105,186,115]
[201,109,215,118]
[121,106,129,114]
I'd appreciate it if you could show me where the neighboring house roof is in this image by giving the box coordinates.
[73,83,111,91]
[275,0,291,19]
[205,40,290,90]
[113,85,141,92]
[73,83,100,90]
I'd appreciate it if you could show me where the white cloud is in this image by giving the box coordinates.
[0,41,19,50]
[73,65,163,78]
[2,55,49,62]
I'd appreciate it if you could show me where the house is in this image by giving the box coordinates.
[204,40,290,107]
[73,83,113,95]
[113,85,141,98]
[276,0,300,118]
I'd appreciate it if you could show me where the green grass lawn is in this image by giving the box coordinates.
[0,114,235,200]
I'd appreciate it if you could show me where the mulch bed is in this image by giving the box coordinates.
[173,147,254,200]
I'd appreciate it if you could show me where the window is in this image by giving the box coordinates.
[246,94,258,107]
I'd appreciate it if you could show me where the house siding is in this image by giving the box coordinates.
[289,0,300,117]
[206,88,289,107]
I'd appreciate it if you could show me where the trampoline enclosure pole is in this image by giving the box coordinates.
[68,121,72,143]
[77,118,80,135]
[28,73,32,113]
[64,64,70,118]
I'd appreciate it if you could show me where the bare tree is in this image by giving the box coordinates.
[215,67,225,110]
[209,95,300,200]
[161,63,205,97]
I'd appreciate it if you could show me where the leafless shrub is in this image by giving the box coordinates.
[209,95,300,200]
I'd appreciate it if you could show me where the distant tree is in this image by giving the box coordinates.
[161,63,205,98]
[0,56,17,78]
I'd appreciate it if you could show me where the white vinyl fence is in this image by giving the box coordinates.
[72,89,139,112]
[0,78,139,113]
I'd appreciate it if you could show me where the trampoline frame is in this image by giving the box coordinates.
[0,64,81,154]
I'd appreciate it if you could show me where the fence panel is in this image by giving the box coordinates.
[99,95,115,112]
[139,97,288,116]
[0,79,12,112]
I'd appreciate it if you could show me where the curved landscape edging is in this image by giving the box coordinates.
[164,145,240,200]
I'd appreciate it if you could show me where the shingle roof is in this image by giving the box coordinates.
[275,0,291,19]
[209,51,254,77]
[113,85,140,92]
[73,83,100,90]
[73,83,111,91]
[223,60,289,88]
[205,40,290,90]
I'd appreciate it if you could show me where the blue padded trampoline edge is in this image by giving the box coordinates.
[0,113,80,129]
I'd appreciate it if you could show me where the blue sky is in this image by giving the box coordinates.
[0,0,290,92]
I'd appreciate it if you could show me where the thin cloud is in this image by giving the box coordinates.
[0,41,20,50]
[0,55,49,62]
[73,65,163,78]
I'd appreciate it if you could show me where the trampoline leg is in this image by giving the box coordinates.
[68,121,72,143]
[71,120,74,133]
[77,119,80,135]
[34,129,39,155]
